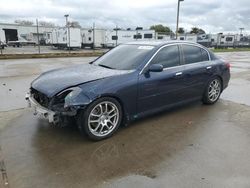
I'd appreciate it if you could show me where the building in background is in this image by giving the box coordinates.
[0,22,250,49]
[0,23,55,45]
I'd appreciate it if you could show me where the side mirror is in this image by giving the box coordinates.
[148,64,163,72]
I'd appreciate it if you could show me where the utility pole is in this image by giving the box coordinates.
[115,25,118,46]
[93,22,95,49]
[36,19,40,54]
[176,0,184,39]
[64,14,70,53]
[239,28,244,36]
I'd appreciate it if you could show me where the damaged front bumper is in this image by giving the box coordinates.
[25,93,58,123]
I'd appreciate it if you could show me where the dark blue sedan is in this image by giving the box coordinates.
[26,41,230,140]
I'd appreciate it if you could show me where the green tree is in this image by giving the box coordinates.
[178,27,185,34]
[150,24,172,34]
[190,27,206,34]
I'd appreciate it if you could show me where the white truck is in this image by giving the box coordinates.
[0,29,6,49]
[51,27,81,49]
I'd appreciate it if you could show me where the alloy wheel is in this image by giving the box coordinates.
[88,101,119,137]
[208,79,221,102]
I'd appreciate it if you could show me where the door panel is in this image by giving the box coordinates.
[181,44,214,99]
[183,62,213,98]
[137,66,186,113]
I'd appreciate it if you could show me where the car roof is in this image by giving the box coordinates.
[125,40,200,47]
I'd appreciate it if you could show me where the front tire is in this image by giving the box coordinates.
[202,77,222,105]
[77,97,122,141]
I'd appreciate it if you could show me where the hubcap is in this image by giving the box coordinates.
[88,101,119,137]
[208,79,221,102]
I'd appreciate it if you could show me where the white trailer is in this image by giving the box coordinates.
[217,34,236,47]
[197,34,212,47]
[211,33,239,48]
[51,27,81,49]
[104,29,156,48]
[155,33,172,40]
[0,29,6,48]
[81,28,106,48]
[177,34,197,42]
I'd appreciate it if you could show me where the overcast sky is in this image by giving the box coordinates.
[0,0,250,33]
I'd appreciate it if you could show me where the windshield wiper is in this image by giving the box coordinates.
[98,64,114,69]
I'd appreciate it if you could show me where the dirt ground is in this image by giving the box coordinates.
[0,52,250,188]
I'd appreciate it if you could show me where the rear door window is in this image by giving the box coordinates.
[200,48,209,61]
[182,44,209,64]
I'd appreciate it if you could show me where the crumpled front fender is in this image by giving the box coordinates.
[64,92,92,109]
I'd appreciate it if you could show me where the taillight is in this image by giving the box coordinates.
[225,62,231,69]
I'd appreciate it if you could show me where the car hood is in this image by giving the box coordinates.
[31,63,132,97]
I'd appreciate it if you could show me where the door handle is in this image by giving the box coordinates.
[206,66,212,70]
[175,72,183,76]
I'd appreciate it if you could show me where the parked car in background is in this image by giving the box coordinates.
[26,41,230,140]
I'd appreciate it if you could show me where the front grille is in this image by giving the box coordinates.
[30,88,50,108]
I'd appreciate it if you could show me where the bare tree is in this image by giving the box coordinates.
[14,20,34,25]
[67,21,81,28]
[39,21,55,27]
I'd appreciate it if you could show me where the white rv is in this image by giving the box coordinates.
[211,33,238,48]
[81,28,106,48]
[155,33,172,40]
[51,27,81,49]
[104,29,156,48]
[44,32,52,44]
[177,34,198,43]
[218,34,236,47]
[197,34,212,47]
[0,29,6,49]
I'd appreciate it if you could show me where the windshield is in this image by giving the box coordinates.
[93,44,155,70]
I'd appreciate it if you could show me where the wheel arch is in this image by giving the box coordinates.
[89,94,130,124]
[213,75,224,89]
[202,75,223,105]
[205,75,223,90]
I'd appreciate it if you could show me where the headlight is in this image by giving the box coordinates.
[65,87,82,101]
[55,87,82,108]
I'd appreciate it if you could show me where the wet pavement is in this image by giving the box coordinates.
[0,52,250,188]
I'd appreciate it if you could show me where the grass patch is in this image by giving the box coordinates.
[212,48,250,53]
[0,51,105,60]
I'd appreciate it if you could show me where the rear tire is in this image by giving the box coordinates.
[202,77,222,105]
[77,97,122,141]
